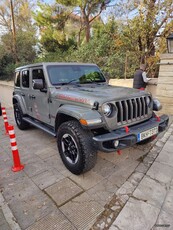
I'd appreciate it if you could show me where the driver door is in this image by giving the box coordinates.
[30,67,50,124]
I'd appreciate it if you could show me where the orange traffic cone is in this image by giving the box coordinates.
[8,125,24,172]
[1,107,9,135]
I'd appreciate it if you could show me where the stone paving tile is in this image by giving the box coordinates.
[69,170,104,190]
[3,171,35,201]
[60,192,104,230]
[111,197,160,230]
[135,162,149,174]
[147,161,173,185]
[8,190,56,230]
[34,147,57,160]
[2,175,56,229]
[31,170,64,190]
[98,147,145,164]
[108,160,139,187]
[116,181,136,197]
[0,209,6,226]
[128,171,144,187]
[92,157,117,178]
[23,160,49,178]
[43,154,63,170]
[153,210,172,230]
[161,139,173,151]
[45,178,83,207]
[0,223,11,230]
[161,187,173,215]
[44,155,73,177]
[156,148,173,167]
[87,179,118,206]
[26,210,76,230]
[20,152,44,165]
[133,175,167,208]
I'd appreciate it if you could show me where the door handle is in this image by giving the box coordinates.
[21,93,25,96]
[29,95,36,99]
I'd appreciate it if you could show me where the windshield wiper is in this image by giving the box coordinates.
[61,79,79,85]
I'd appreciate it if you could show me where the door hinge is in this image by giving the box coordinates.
[48,98,52,103]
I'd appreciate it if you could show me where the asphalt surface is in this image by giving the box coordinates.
[0,106,172,230]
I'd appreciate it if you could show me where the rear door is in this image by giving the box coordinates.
[21,69,32,115]
[30,67,50,124]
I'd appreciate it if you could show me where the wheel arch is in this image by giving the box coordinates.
[55,113,78,131]
[13,95,27,114]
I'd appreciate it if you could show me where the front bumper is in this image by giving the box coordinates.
[93,114,169,152]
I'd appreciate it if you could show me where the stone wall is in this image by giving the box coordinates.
[156,54,173,115]
[109,78,158,97]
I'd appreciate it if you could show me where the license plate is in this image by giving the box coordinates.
[138,126,158,141]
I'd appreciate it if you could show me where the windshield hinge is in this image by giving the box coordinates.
[48,98,52,103]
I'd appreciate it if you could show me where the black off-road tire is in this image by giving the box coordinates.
[14,103,30,130]
[57,120,97,175]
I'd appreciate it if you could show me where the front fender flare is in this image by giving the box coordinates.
[55,104,103,128]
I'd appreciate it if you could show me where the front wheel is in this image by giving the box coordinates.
[14,103,29,130]
[57,120,97,175]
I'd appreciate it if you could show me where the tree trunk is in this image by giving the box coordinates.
[85,20,90,42]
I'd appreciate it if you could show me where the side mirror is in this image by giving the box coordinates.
[33,79,44,90]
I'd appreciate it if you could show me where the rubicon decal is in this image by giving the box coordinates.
[57,94,90,104]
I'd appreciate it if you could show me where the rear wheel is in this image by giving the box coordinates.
[57,120,97,175]
[14,103,29,130]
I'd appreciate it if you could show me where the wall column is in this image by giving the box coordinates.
[156,54,173,115]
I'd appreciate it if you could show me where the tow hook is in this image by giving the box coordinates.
[125,126,129,133]
[155,115,161,122]
[117,150,122,155]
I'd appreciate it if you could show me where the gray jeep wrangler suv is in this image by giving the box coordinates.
[13,62,169,174]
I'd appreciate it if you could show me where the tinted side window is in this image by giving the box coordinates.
[22,70,29,88]
[14,72,20,87]
[32,69,46,88]
[32,69,44,80]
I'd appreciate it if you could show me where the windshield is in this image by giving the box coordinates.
[47,65,106,85]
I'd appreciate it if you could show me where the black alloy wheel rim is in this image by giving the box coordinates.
[61,133,79,164]
[15,107,21,125]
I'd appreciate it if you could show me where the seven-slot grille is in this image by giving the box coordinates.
[115,96,150,125]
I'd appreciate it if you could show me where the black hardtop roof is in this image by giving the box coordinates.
[15,62,97,71]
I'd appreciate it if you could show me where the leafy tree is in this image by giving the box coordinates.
[33,2,77,52]
[0,0,37,78]
[56,0,112,42]
[109,0,173,76]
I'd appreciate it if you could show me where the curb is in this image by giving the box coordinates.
[0,191,21,230]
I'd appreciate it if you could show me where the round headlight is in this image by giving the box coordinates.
[102,103,112,117]
[153,99,162,111]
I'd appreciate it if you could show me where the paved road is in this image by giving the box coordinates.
[0,105,168,230]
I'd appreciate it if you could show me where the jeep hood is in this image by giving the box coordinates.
[52,84,150,107]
